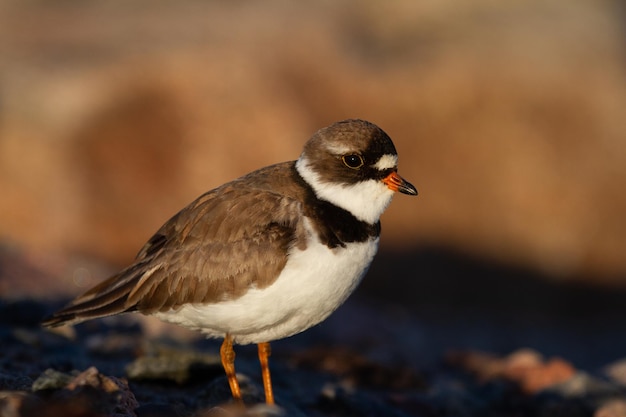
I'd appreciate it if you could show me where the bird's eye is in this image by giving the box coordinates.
[342,154,364,169]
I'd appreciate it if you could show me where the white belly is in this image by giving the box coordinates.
[153,235,379,344]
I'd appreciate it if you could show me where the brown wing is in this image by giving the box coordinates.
[43,181,304,327]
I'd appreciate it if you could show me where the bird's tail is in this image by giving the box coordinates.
[41,262,148,328]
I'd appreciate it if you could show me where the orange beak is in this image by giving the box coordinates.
[383,171,418,196]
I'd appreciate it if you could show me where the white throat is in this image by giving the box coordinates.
[295,156,395,225]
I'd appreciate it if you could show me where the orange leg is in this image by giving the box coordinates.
[257,342,275,404]
[220,334,242,403]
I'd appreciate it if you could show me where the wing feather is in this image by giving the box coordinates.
[43,176,304,327]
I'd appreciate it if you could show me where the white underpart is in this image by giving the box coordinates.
[295,156,395,225]
[374,154,398,170]
[154,219,379,344]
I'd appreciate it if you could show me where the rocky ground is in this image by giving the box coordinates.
[1,245,626,417]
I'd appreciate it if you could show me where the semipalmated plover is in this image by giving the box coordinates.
[43,119,417,404]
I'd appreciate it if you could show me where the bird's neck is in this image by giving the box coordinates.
[295,157,394,225]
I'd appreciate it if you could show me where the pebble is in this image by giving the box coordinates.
[595,400,626,417]
[447,348,577,393]
[31,368,74,391]
[605,359,626,386]
[126,346,223,384]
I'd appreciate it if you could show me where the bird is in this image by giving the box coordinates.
[42,119,418,405]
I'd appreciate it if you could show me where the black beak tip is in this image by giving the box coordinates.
[400,181,418,196]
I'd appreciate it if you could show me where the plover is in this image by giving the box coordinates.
[43,119,418,404]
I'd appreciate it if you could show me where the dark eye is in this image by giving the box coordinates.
[342,154,364,169]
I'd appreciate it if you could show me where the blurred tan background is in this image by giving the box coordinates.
[1,0,625,292]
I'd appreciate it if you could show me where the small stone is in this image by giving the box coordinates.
[126,347,222,384]
[31,367,139,417]
[595,399,626,417]
[32,368,74,391]
[446,348,577,394]
[605,359,626,386]
[66,366,120,392]
[503,355,576,394]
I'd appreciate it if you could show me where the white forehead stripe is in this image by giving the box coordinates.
[373,154,398,170]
